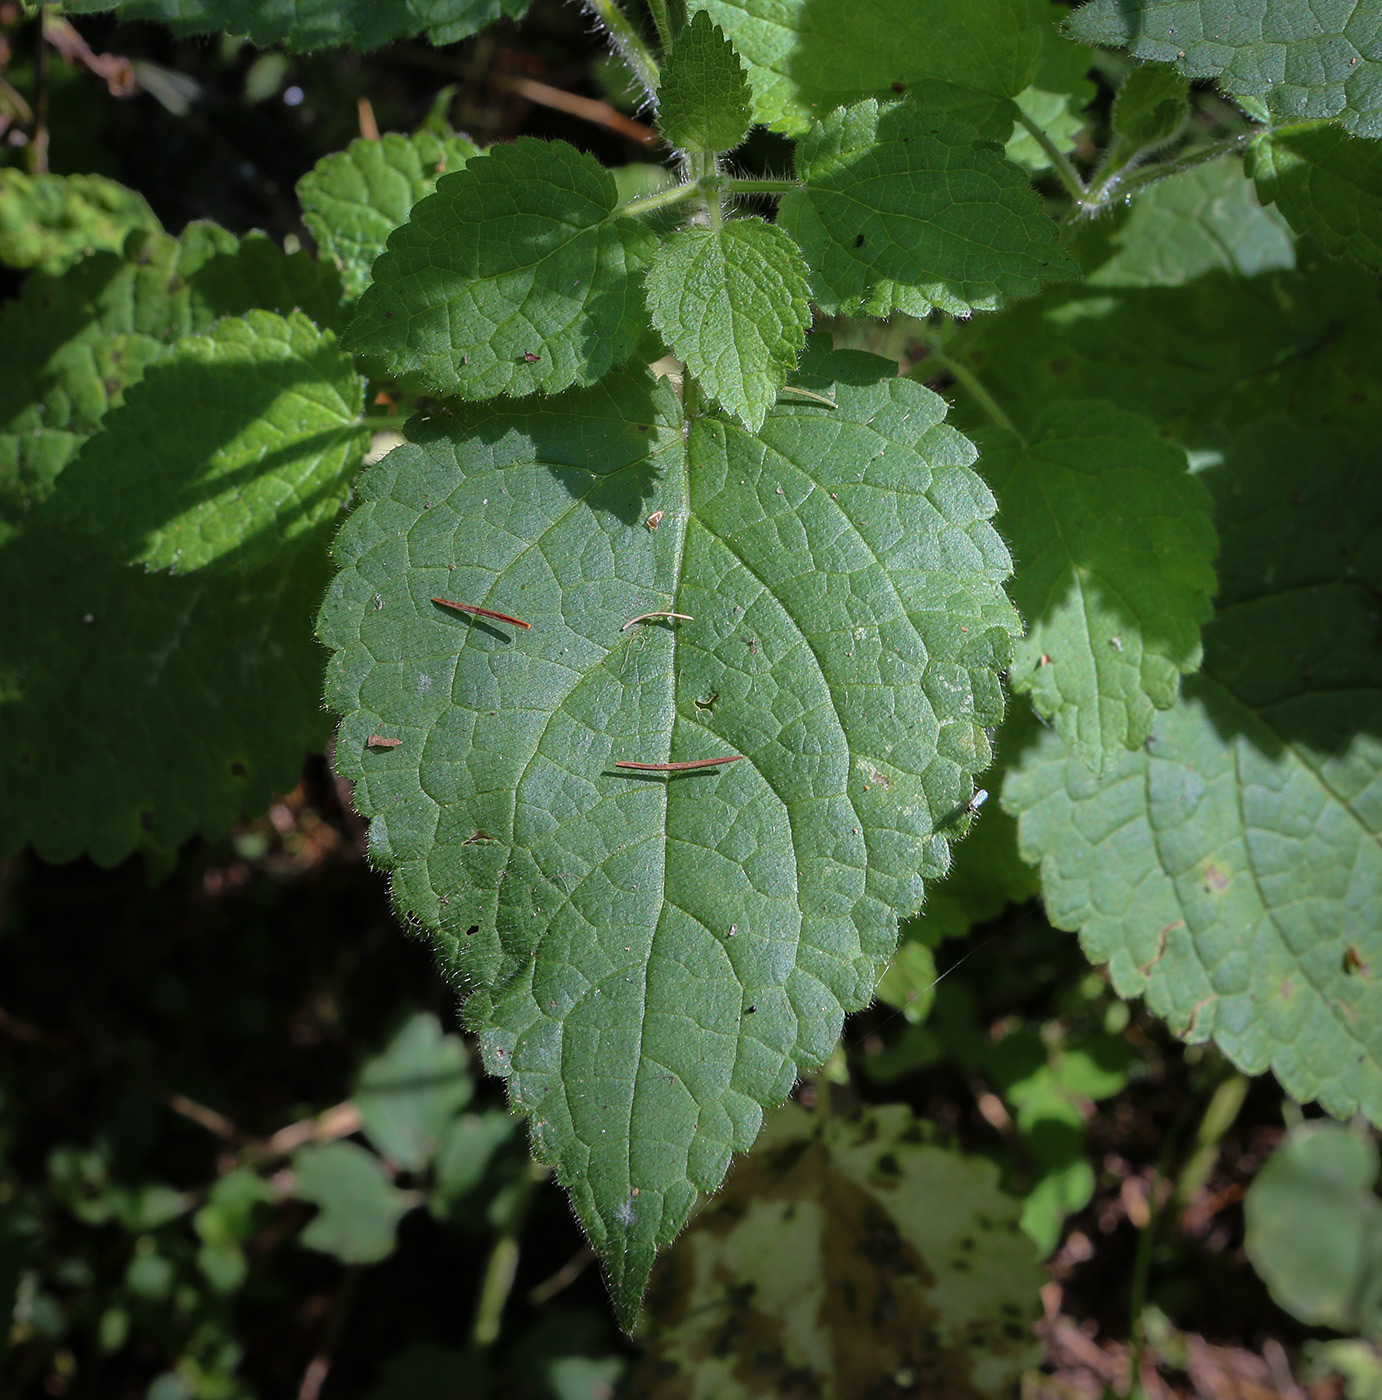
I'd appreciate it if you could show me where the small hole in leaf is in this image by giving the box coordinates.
[139,811,154,832]
[230,761,248,779]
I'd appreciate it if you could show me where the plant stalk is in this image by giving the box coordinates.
[916,345,1022,443]
[585,0,660,104]
[644,0,675,53]
[470,1160,550,1349]
[1017,108,1085,206]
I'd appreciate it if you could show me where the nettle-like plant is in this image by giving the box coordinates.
[3,0,1381,1337]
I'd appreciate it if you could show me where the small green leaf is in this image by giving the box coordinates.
[346,139,658,400]
[644,219,811,430]
[1245,1121,1382,1339]
[657,10,754,153]
[1110,62,1190,155]
[1248,123,1382,273]
[0,170,161,275]
[694,0,1053,136]
[634,1103,1043,1397]
[319,346,1019,1325]
[1066,0,1382,138]
[1005,25,1097,173]
[298,132,481,300]
[1005,415,1382,1123]
[779,100,1077,317]
[355,1013,474,1172]
[981,401,1218,769]
[61,0,534,51]
[293,1142,415,1264]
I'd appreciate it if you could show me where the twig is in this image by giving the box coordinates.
[356,95,379,140]
[499,72,658,148]
[615,755,742,772]
[528,1244,596,1305]
[431,597,532,629]
[297,1266,361,1400]
[29,4,48,174]
[621,611,692,631]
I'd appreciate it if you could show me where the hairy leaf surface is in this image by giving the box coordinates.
[1249,124,1382,273]
[298,132,481,300]
[981,402,1217,769]
[643,219,812,430]
[61,0,532,51]
[1066,0,1382,137]
[657,10,755,153]
[319,347,1018,1323]
[633,1103,1043,1396]
[346,139,658,400]
[1006,416,1382,1123]
[694,0,1054,135]
[779,100,1077,317]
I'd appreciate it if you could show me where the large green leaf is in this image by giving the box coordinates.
[0,170,161,276]
[633,1103,1043,1396]
[61,0,532,51]
[643,218,812,431]
[298,132,481,301]
[1066,0,1382,138]
[694,0,1054,135]
[980,401,1217,770]
[1005,414,1382,1123]
[1248,123,1382,273]
[345,139,659,401]
[779,100,1077,317]
[0,309,366,866]
[319,346,1019,1325]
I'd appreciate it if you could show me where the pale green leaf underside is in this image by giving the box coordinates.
[779,100,1078,317]
[1066,0,1382,138]
[982,401,1217,770]
[0,170,162,276]
[298,132,481,300]
[52,311,364,572]
[1249,125,1382,273]
[643,219,811,431]
[1006,417,1382,1123]
[635,1104,1043,1396]
[60,0,532,51]
[345,139,658,400]
[0,300,365,867]
[293,1143,413,1264]
[319,347,1018,1325]
[657,10,755,153]
[1078,156,1296,287]
[693,0,1053,135]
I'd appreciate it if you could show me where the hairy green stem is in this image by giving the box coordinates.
[1017,108,1086,206]
[724,177,801,196]
[471,1160,550,1348]
[619,179,703,219]
[360,414,406,432]
[1097,131,1253,206]
[644,0,675,53]
[586,0,660,103]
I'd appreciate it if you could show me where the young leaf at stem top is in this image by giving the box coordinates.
[318,345,1019,1326]
[644,218,813,430]
[657,9,755,153]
